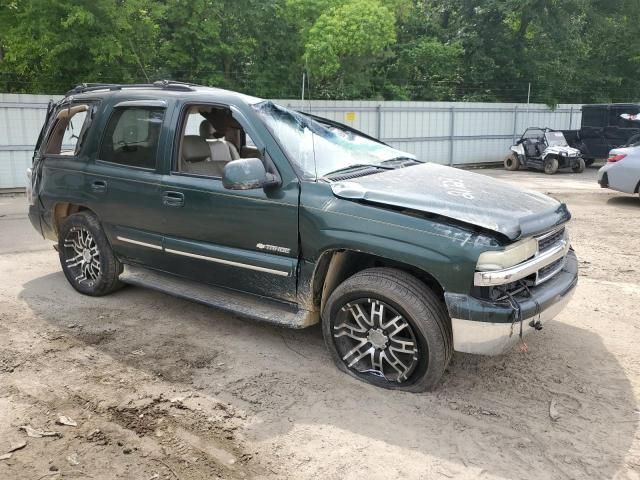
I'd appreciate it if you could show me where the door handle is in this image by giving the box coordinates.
[91,180,107,193]
[162,191,184,207]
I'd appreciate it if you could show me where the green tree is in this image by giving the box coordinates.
[156,0,301,97]
[0,0,158,93]
[422,0,640,104]
[154,0,224,85]
[301,0,397,98]
[386,38,464,100]
[0,0,638,103]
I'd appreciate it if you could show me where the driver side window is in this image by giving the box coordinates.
[176,105,260,178]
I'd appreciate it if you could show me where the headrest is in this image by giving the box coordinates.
[199,120,215,139]
[182,135,210,163]
[209,113,231,139]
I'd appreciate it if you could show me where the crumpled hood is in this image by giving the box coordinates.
[330,163,570,240]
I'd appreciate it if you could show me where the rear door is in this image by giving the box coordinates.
[34,101,94,238]
[159,103,299,303]
[84,100,170,268]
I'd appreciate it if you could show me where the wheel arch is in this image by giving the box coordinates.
[310,249,446,315]
[52,202,97,237]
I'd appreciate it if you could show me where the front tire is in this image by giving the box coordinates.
[322,268,452,392]
[504,153,520,171]
[58,211,123,296]
[572,158,586,173]
[544,157,559,175]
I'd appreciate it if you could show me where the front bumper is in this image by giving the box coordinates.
[445,250,578,355]
[558,155,582,169]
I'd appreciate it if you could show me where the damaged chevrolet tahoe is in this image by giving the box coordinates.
[27,82,578,391]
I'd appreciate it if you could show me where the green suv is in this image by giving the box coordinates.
[27,82,578,391]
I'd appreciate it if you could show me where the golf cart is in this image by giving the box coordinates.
[505,127,585,174]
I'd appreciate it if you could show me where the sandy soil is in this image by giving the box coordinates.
[0,166,639,480]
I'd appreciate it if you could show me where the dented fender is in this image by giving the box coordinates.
[299,181,504,297]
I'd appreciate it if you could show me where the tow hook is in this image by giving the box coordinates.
[529,319,543,331]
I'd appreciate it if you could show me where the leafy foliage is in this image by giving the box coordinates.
[0,0,638,104]
[303,0,396,98]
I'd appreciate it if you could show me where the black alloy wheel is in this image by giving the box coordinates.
[58,211,123,296]
[322,268,452,392]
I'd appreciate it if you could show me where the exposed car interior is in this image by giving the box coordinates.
[178,105,262,177]
[517,128,547,158]
[45,104,89,156]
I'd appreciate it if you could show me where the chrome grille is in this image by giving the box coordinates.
[533,226,568,285]
[537,227,565,253]
[536,257,566,284]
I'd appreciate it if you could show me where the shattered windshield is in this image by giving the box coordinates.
[545,131,569,147]
[253,101,416,179]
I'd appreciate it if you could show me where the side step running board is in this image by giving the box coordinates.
[119,264,318,328]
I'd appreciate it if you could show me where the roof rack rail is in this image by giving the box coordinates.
[64,83,122,96]
[152,79,200,91]
[64,80,200,97]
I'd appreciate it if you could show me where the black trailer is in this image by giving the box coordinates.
[562,103,640,166]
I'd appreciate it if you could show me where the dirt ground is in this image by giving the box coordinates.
[0,166,639,480]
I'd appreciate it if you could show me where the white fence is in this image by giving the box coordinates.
[284,100,582,166]
[0,93,63,189]
[0,92,583,189]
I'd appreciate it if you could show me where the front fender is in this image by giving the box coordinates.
[300,182,501,296]
[310,228,455,289]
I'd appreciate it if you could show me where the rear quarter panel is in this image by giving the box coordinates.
[38,157,90,238]
[604,149,640,193]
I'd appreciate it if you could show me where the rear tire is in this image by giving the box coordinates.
[322,268,452,392]
[504,153,520,171]
[572,158,586,173]
[544,157,559,175]
[584,158,595,167]
[58,211,123,296]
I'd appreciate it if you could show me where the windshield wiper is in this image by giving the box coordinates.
[323,163,394,178]
[380,156,423,166]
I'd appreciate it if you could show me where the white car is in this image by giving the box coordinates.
[597,143,640,196]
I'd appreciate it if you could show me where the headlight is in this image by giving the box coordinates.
[477,237,537,271]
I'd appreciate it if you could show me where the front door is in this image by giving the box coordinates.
[159,104,299,303]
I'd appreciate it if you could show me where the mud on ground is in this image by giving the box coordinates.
[0,167,639,479]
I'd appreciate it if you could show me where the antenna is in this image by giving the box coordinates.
[128,37,150,83]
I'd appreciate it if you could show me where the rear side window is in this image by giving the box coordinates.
[99,107,165,169]
[45,104,91,156]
